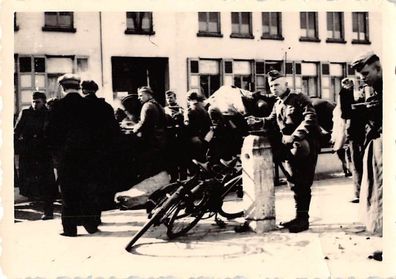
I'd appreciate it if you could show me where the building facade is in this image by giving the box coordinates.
[14,11,381,112]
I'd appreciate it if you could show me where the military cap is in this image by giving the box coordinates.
[138,86,154,96]
[187,90,205,102]
[121,94,136,105]
[58,73,81,89]
[81,80,99,93]
[32,91,47,101]
[165,90,176,97]
[351,51,380,72]
[267,70,284,82]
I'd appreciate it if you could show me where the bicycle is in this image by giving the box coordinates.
[125,158,244,252]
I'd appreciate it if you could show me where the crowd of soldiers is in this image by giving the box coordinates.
[14,51,382,244]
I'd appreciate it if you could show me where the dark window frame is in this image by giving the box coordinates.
[326,12,346,43]
[261,12,284,40]
[197,12,223,38]
[352,12,370,44]
[125,12,155,35]
[299,12,320,42]
[42,12,76,33]
[230,12,254,39]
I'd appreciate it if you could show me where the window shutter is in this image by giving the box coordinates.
[187,58,200,91]
[320,61,331,100]
[255,60,266,92]
[222,59,234,86]
[294,61,302,92]
[322,63,330,75]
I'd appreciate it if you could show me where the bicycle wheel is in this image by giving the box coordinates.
[166,196,208,239]
[218,176,244,219]
[125,186,184,252]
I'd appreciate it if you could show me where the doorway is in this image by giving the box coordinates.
[111,57,169,105]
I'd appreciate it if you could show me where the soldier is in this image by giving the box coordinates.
[246,70,320,233]
[132,86,167,180]
[164,90,187,182]
[351,52,383,243]
[14,91,58,220]
[47,74,100,236]
[185,90,212,162]
[338,78,366,200]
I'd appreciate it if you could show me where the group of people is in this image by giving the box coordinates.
[15,75,120,236]
[14,51,382,242]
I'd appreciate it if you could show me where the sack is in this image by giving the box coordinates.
[331,104,347,151]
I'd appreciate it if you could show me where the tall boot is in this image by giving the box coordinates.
[279,193,300,228]
[288,193,311,233]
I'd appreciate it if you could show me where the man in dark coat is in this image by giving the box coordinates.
[247,70,320,233]
[14,91,58,220]
[81,80,120,210]
[132,86,167,180]
[47,74,100,236]
[185,90,212,162]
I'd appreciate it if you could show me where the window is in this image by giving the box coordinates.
[42,12,76,32]
[230,12,254,39]
[300,12,320,42]
[76,57,88,73]
[17,56,47,109]
[347,63,355,76]
[326,12,345,43]
[233,60,254,91]
[352,12,370,44]
[125,12,154,35]
[187,59,221,97]
[261,12,283,40]
[301,62,319,97]
[15,55,88,112]
[197,12,222,37]
[14,12,19,31]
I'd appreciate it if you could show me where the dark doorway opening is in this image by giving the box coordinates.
[111,57,168,105]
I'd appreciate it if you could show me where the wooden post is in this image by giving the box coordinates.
[241,133,276,233]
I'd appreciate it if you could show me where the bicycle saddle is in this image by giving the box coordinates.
[192,159,210,173]
[219,157,240,169]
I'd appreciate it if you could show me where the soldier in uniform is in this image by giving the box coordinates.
[338,78,366,200]
[132,86,167,180]
[185,90,212,162]
[164,90,187,182]
[351,52,383,245]
[247,70,320,233]
[14,91,58,220]
[47,74,100,236]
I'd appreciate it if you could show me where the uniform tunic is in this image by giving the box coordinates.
[133,98,167,179]
[264,89,320,217]
[359,81,383,236]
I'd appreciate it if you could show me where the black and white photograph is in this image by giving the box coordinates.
[1,1,395,278]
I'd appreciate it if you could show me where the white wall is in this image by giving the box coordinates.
[14,12,103,98]
[14,11,382,108]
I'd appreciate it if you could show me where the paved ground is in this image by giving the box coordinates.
[3,174,393,278]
